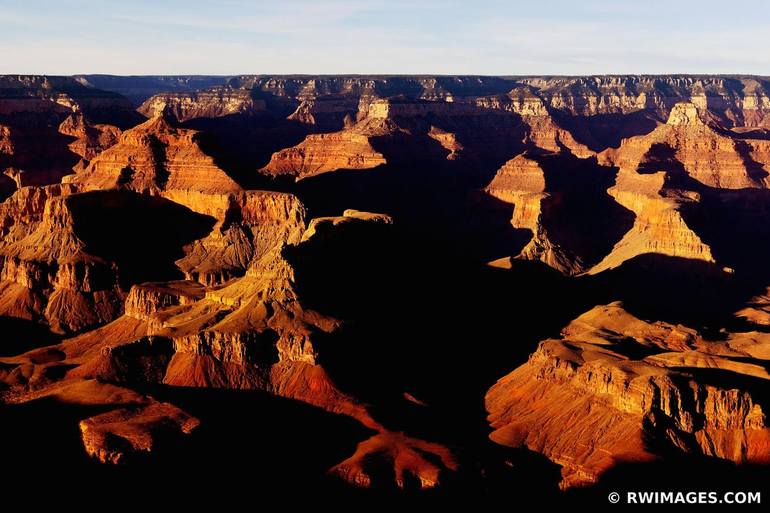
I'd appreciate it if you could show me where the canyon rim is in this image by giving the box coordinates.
[2,0,770,508]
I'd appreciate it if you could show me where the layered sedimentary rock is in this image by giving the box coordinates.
[487,302,770,489]
[260,116,390,179]
[129,75,770,129]
[476,87,593,158]
[588,172,713,274]
[261,95,530,179]
[4,74,770,497]
[130,75,770,157]
[485,154,579,273]
[80,401,200,464]
[176,191,306,285]
[518,76,770,128]
[0,184,120,332]
[0,205,455,489]
[0,184,215,333]
[58,112,122,164]
[485,151,633,274]
[601,102,768,189]
[588,103,761,273]
[66,113,241,195]
[0,76,141,190]
[287,96,359,131]
[138,88,266,122]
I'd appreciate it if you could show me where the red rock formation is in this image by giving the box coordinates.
[287,96,360,131]
[588,102,763,273]
[588,168,714,274]
[602,102,768,189]
[80,401,200,464]
[67,114,242,195]
[58,112,121,164]
[0,205,455,488]
[0,184,124,333]
[260,116,390,180]
[330,432,458,489]
[427,126,463,160]
[0,76,139,189]
[487,302,770,488]
[138,88,266,122]
[5,74,770,498]
[485,154,580,273]
[476,87,594,158]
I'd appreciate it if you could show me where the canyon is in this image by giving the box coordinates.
[1,74,769,502]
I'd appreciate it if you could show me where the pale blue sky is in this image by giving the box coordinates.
[1,0,769,75]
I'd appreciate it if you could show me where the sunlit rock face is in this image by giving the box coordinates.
[2,74,770,498]
[486,303,770,489]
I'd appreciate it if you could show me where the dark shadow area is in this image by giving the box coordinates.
[0,111,82,186]
[533,152,635,267]
[184,113,310,190]
[0,387,372,505]
[599,142,770,330]
[0,316,62,356]
[683,188,770,282]
[735,139,770,184]
[286,214,590,501]
[294,109,529,263]
[3,84,770,505]
[582,254,741,331]
[556,110,661,151]
[68,190,216,287]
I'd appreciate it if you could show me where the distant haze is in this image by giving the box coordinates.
[2,0,769,75]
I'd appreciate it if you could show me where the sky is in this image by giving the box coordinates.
[1,0,769,75]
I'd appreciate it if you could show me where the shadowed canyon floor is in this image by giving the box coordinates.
[1,74,770,505]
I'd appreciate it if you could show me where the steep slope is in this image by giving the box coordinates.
[601,102,768,189]
[0,185,213,333]
[138,88,266,122]
[476,86,593,158]
[485,153,633,274]
[259,115,390,180]
[487,302,770,489]
[485,154,577,273]
[588,102,769,273]
[0,209,456,488]
[66,113,242,195]
[0,76,141,191]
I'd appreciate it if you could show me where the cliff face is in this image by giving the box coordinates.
[475,87,594,158]
[4,74,770,497]
[259,118,389,179]
[0,206,454,488]
[602,102,769,189]
[515,76,770,129]
[138,89,266,122]
[588,102,770,274]
[486,302,770,489]
[485,154,580,273]
[0,76,142,193]
[67,114,241,195]
[133,75,767,126]
[0,183,116,333]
